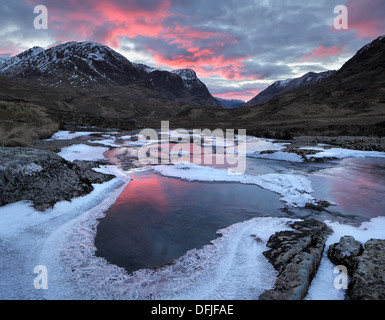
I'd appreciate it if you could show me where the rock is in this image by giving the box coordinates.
[305,200,331,212]
[0,147,115,211]
[349,239,385,300]
[259,219,332,300]
[328,236,363,276]
[293,136,385,152]
[72,160,115,184]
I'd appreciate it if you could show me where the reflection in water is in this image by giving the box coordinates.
[97,139,385,274]
[95,170,285,274]
[310,158,385,219]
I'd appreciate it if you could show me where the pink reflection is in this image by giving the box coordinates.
[116,173,170,214]
[314,159,385,218]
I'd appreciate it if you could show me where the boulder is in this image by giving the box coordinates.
[328,236,363,276]
[349,239,385,300]
[0,147,115,211]
[259,219,332,300]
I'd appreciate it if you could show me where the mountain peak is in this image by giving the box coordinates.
[171,68,197,80]
[0,41,223,107]
[245,70,336,106]
[357,34,385,55]
[15,46,46,60]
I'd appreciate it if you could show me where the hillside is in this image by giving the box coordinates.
[0,41,223,108]
[244,70,336,106]
[172,36,385,138]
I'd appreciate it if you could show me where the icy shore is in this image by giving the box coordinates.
[1,131,385,300]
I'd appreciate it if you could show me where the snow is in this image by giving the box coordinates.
[58,144,109,162]
[0,164,129,300]
[307,147,385,160]
[248,151,304,163]
[132,63,159,73]
[41,215,296,300]
[243,137,287,155]
[246,141,385,163]
[306,216,385,300]
[50,131,102,140]
[171,68,197,80]
[1,130,385,300]
[119,135,132,140]
[2,185,383,300]
[126,140,160,146]
[153,162,315,207]
[88,139,120,148]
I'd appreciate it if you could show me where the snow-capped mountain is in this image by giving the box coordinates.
[0,42,145,89]
[132,63,224,106]
[0,41,223,107]
[245,70,336,106]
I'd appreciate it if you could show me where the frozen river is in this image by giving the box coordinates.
[1,131,385,300]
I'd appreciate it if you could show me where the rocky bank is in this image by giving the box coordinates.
[328,236,385,300]
[0,147,115,211]
[259,220,385,300]
[259,219,332,300]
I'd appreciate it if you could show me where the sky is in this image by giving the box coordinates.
[0,0,384,101]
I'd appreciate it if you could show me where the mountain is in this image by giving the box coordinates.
[172,35,385,138]
[244,70,336,106]
[215,97,245,109]
[0,41,223,108]
[134,64,226,107]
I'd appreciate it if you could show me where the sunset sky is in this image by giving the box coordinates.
[0,0,384,101]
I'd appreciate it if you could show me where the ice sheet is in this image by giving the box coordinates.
[49,131,102,140]
[153,162,315,207]
[0,165,129,300]
[248,151,304,163]
[307,147,385,160]
[58,144,109,162]
[88,139,120,148]
[41,214,297,300]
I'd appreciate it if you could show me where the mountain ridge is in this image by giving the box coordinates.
[244,70,336,106]
[171,35,385,138]
[0,41,224,108]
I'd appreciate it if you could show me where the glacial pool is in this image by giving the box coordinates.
[95,154,385,274]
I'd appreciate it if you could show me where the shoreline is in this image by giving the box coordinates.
[1,130,385,300]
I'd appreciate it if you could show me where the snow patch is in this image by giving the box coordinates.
[308,148,385,160]
[58,144,109,162]
[153,162,315,207]
[50,131,102,140]
[88,139,120,148]
[42,213,296,300]
[248,151,304,163]
[306,216,385,300]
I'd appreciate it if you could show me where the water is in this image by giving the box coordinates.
[96,140,385,274]
[95,170,286,273]
[310,157,385,219]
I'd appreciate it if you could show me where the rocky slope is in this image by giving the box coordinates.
[172,35,385,138]
[244,70,336,106]
[237,36,385,128]
[215,97,245,109]
[0,41,223,108]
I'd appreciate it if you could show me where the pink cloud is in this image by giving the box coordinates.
[301,45,347,61]
[346,0,385,39]
[47,0,171,48]
[149,49,255,81]
[214,90,261,102]
[43,0,253,82]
